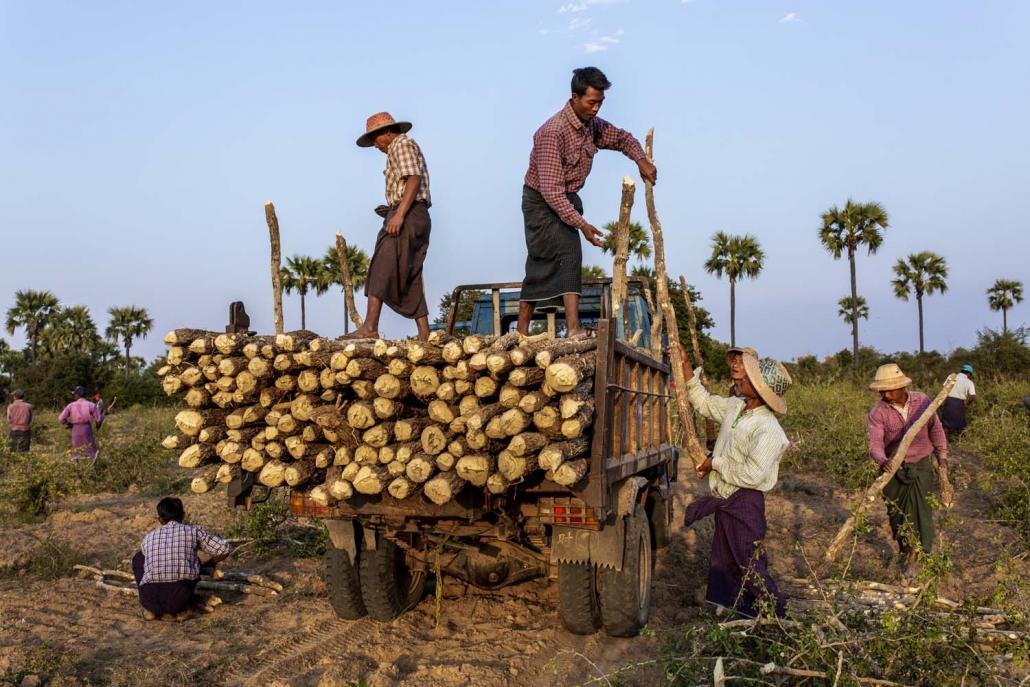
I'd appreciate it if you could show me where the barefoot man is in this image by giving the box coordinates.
[518,67,657,337]
[349,112,432,341]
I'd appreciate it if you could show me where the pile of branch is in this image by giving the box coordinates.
[158,328,599,506]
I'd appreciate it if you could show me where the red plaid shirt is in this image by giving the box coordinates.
[139,521,231,584]
[524,102,646,230]
[867,391,949,469]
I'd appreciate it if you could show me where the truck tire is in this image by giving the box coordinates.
[325,547,367,619]
[599,505,653,637]
[358,538,425,621]
[557,561,601,635]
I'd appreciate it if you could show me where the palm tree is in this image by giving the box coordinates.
[703,232,764,346]
[602,221,652,263]
[5,289,60,361]
[42,305,100,355]
[581,265,607,280]
[818,200,889,365]
[106,305,154,374]
[837,296,869,327]
[987,279,1024,333]
[892,251,948,354]
[281,255,330,330]
[321,245,370,333]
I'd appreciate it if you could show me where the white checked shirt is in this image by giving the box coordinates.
[139,521,231,585]
[686,372,790,498]
[384,134,431,206]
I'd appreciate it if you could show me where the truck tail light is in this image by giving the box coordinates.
[290,491,330,517]
[537,498,601,529]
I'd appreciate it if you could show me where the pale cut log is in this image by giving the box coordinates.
[330,351,351,371]
[288,438,330,461]
[427,330,454,346]
[242,337,276,359]
[276,413,300,436]
[165,328,216,345]
[532,406,560,431]
[561,404,595,439]
[346,358,387,380]
[539,438,590,470]
[373,373,410,400]
[297,369,321,392]
[469,351,489,372]
[509,366,545,388]
[553,459,588,487]
[387,358,414,377]
[340,462,361,482]
[216,463,240,484]
[462,334,489,355]
[427,400,458,424]
[465,428,488,450]
[485,415,507,440]
[394,416,433,442]
[179,443,217,468]
[175,409,229,437]
[458,395,481,417]
[162,375,184,396]
[201,425,227,444]
[377,341,408,360]
[215,375,237,393]
[517,391,550,414]
[319,367,338,389]
[329,477,354,501]
[190,466,220,494]
[454,379,473,395]
[166,346,188,366]
[534,338,598,369]
[488,331,524,351]
[442,340,465,364]
[293,349,333,367]
[313,447,333,468]
[265,426,280,441]
[273,352,300,372]
[320,390,338,404]
[210,390,234,409]
[395,442,420,463]
[444,360,471,380]
[435,382,457,402]
[456,454,494,487]
[425,471,464,505]
[157,364,172,377]
[265,441,284,459]
[486,473,512,495]
[560,382,594,419]
[352,380,376,400]
[251,434,268,450]
[467,402,505,431]
[334,231,363,331]
[344,340,376,358]
[384,459,405,477]
[354,444,380,465]
[405,454,435,483]
[259,387,288,408]
[449,414,470,434]
[499,384,522,409]
[231,389,257,406]
[362,422,395,448]
[213,333,248,355]
[284,461,317,487]
[434,452,456,471]
[309,484,335,507]
[498,450,538,481]
[388,475,418,500]
[276,330,318,352]
[545,354,596,393]
[274,374,297,392]
[347,402,377,429]
[289,394,319,422]
[500,408,531,436]
[486,352,514,377]
[378,444,396,464]
[235,371,259,395]
[508,432,547,457]
[258,460,288,488]
[333,445,352,466]
[322,427,341,444]
[241,448,266,473]
[373,397,405,420]
[162,433,194,450]
[311,405,348,431]
[180,367,205,387]
[227,427,263,443]
[184,387,212,408]
[220,443,243,463]
[260,343,280,360]
[217,356,248,376]
[421,425,451,455]
[352,464,389,494]
[611,176,636,326]
[407,342,444,365]
[410,366,441,397]
[301,424,323,443]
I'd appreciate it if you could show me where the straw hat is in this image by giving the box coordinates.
[742,353,792,414]
[356,112,412,147]
[868,363,912,391]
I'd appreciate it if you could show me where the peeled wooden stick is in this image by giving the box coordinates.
[642,128,707,474]
[822,375,957,568]
[611,176,636,328]
[335,231,363,331]
[264,201,284,335]
[678,274,708,387]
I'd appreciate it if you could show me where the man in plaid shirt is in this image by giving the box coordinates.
[347,112,433,341]
[132,497,231,620]
[518,67,658,337]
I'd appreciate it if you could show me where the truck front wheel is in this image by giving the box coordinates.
[599,505,653,637]
[325,547,367,620]
[358,538,425,621]
[557,561,601,634]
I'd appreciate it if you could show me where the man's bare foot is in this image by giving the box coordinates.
[566,328,589,339]
[141,609,158,621]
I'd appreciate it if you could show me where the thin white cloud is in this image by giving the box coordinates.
[779,12,800,23]
[583,31,622,53]
[558,2,587,12]
[539,28,551,35]
[569,16,593,31]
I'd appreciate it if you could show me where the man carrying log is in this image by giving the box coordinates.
[347,112,432,341]
[679,345,792,618]
[133,497,231,620]
[518,67,657,337]
[867,363,949,575]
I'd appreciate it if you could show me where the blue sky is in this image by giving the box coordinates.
[2,0,1027,363]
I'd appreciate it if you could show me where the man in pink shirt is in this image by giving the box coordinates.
[58,385,103,460]
[6,389,33,452]
[867,364,949,576]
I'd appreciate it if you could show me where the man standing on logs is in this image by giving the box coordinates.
[678,345,792,618]
[518,67,657,337]
[867,363,949,575]
[348,112,432,341]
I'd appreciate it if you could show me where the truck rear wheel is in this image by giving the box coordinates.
[358,538,425,621]
[325,547,367,619]
[599,505,653,637]
[557,561,601,635]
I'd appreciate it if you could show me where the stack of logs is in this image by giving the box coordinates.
[158,328,598,507]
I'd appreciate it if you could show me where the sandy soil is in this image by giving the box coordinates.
[0,450,1023,686]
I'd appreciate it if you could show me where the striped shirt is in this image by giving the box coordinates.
[686,372,790,498]
[524,102,646,230]
[867,391,949,469]
[139,521,231,585]
[384,134,430,207]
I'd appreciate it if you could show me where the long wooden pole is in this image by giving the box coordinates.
[643,128,708,474]
[679,274,707,387]
[335,231,363,332]
[822,374,956,567]
[611,176,635,331]
[264,202,285,335]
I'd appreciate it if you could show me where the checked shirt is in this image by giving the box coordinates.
[384,134,431,207]
[867,391,949,470]
[524,101,646,230]
[139,521,231,585]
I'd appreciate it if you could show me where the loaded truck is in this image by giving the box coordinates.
[229,277,679,637]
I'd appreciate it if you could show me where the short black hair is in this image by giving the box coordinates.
[571,67,611,96]
[157,497,185,523]
[12,389,24,399]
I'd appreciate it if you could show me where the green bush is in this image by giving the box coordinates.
[227,493,327,558]
[0,450,81,522]
[2,533,84,581]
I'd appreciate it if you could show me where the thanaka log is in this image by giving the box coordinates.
[553,459,588,487]
[425,471,465,505]
[456,454,494,487]
[539,438,590,471]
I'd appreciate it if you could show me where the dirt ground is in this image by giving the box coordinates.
[1,450,1024,686]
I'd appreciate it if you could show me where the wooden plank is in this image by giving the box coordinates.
[605,446,677,482]
[492,289,501,336]
[445,287,462,334]
[613,340,669,371]
[619,354,630,460]
[546,312,556,337]
[585,319,611,512]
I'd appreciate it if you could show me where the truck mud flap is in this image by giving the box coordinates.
[551,517,626,571]
[325,519,368,565]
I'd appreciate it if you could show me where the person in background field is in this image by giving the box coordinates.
[866,363,949,577]
[133,497,231,621]
[345,111,433,341]
[517,66,658,337]
[6,389,33,453]
[679,344,792,618]
[57,386,103,460]
[93,392,107,419]
[939,363,976,437]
